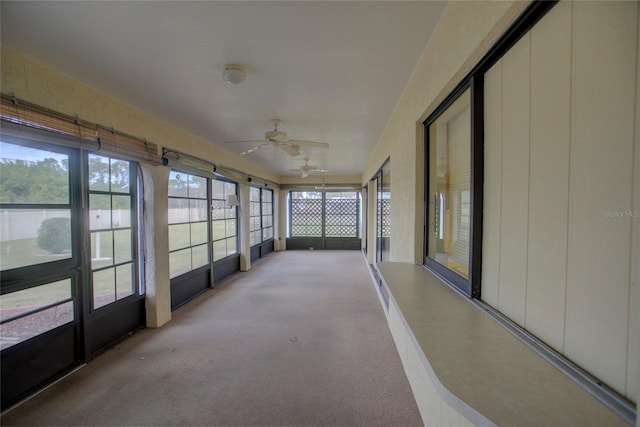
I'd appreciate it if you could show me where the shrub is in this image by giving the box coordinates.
[37,217,71,254]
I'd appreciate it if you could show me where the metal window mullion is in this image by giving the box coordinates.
[0,203,71,210]
[321,192,326,242]
[0,297,75,325]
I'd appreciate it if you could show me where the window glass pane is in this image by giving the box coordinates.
[249,202,259,217]
[90,194,111,230]
[111,195,131,228]
[191,221,208,246]
[263,227,273,240]
[225,219,236,237]
[378,161,391,262]
[93,267,116,309]
[224,182,236,197]
[191,244,208,269]
[110,159,130,193]
[427,89,470,278]
[88,154,111,192]
[168,198,189,224]
[0,279,71,322]
[263,203,272,215]
[0,290,73,350]
[213,239,227,261]
[169,248,192,278]
[224,206,236,220]
[190,199,208,222]
[91,231,114,269]
[326,192,359,237]
[250,230,261,246]
[226,237,237,255]
[0,141,70,204]
[116,264,133,300]
[212,220,226,240]
[1,209,72,270]
[212,200,225,220]
[189,175,207,199]
[169,223,191,251]
[168,171,188,197]
[250,187,260,201]
[114,229,132,264]
[212,180,225,200]
[290,192,322,237]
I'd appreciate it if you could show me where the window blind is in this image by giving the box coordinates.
[1,94,162,165]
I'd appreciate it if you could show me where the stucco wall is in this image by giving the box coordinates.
[362,0,528,263]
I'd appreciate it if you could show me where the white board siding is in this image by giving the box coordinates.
[564,0,636,396]
[481,60,502,309]
[497,33,530,327]
[627,3,640,402]
[525,0,571,353]
[482,0,638,398]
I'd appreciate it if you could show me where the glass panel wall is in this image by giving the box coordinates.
[0,141,72,270]
[261,189,273,241]
[249,187,261,246]
[211,179,238,261]
[426,89,471,279]
[376,160,391,263]
[88,154,139,309]
[290,191,323,237]
[168,171,209,278]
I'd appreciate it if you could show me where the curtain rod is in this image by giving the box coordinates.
[1,93,157,148]
[162,148,279,189]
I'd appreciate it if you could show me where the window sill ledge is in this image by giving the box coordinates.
[375,262,629,427]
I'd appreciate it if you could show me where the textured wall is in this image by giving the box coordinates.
[361,1,528,263]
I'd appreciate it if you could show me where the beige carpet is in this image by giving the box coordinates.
[1,250,422,426]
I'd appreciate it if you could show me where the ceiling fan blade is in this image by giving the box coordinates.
[224,140,265,144]
[310,169,330,173]
[239,142,269,156]
[279,144,301,157]
[287,140,329,149]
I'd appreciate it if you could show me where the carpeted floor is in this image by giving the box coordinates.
[1,250,422,426]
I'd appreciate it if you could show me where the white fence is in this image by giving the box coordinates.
[0,209,127,241]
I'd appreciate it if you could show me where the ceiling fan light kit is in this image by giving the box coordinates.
[224,119,330,158]
[223,64,246,84]
[290,157,330,178]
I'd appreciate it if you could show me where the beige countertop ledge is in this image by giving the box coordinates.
[376,262,628,427]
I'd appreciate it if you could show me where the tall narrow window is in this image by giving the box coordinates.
[211,179,238,261]
[424,86,479,297]
[261,189,273,241]
[168,171,209,278]
[427,89,471,278]
[290,191,323,237]
[325,192,359,237]
[0,140,75,346]
[376,160,391,263]
[88,154,140,309]
[249,187,262,246]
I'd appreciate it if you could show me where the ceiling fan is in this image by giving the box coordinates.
[290,157,330,178]
[224,119,329,157]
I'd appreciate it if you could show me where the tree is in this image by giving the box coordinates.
[37,217,71,254]
[0,158,68,203]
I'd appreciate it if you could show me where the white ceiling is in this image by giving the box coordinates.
[1,1,446,178]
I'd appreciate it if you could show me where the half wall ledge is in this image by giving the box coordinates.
[375,262,630,427]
